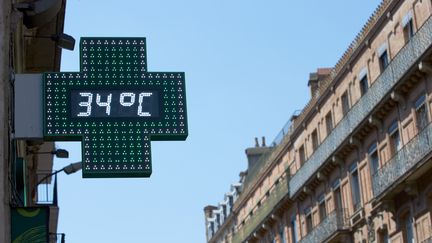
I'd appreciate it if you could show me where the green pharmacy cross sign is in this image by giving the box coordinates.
[43,37,188,178]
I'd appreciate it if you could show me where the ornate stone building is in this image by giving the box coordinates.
[204,0,432,242]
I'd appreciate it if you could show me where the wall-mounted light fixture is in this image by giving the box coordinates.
[37,161,82,186]
[34,162,82,206]
[31,148,69,158]
[24,33,76,51]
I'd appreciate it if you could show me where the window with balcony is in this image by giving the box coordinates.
[216,213,221,228]
[318,194,326,221]
[270,231,276,243]
[210,221,215,237]
[368,142,379,175]
[378,230,390,243]
[349,163,362,211]
[311,129,319,151]
[332,179,343,211]
[379,50,389,71]
[305,207,313,234]
[388,120,401,155]
[228,195,234,213]
[401,212,415,243]
[403,11,414,43]
[360,75,369,96]
[341,91,350,116]
[279,224,287,243]
[291,216,298,243]
[325,112,333,135]
[415,94,428,130]
[299,145,306,166]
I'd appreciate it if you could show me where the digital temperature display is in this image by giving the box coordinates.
[43,37,188,178]
[70,90,160,118]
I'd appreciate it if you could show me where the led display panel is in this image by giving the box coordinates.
[43,38,188,178]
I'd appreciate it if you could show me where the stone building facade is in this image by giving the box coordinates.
[1,0,69,242]
[204,0,432,242]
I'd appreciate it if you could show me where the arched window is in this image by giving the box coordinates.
[400,210,415,243]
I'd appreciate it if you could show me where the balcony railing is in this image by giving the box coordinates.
[272,110,301,146]
[289,15,432,197]
[35,172,58,205]
[299,209,349,243]
[242,111,301,191]
[49,233,65,243]
[373,121,432,197]
[232,172,289,243]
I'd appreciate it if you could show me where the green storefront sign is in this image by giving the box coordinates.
[43,38,188,178]
[11,207,49,243]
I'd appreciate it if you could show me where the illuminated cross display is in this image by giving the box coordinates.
[43,37,188,178]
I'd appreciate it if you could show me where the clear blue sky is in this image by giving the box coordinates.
[55,1,381,242]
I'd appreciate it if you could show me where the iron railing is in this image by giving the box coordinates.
[289,14,432,197]
[232,172,289,243]
[299,209,349,243]
[372,121,432,197]
[272,110,302,146]
[243,110,301,191]
[49,233,65,243]
[35,172,57,205]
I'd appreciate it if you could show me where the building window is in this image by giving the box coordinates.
[404,19,414,41]
[279,224,287,243]
[415,94,428,130]
[318,194,327,221]
[401,212,415,243]
[368,142,379,175]
[210,221,215,237]
[216,213,221,227]
[349,163,362,211]
[299,145,306,165]
[222,204,227,221]
[378,230,390,243]
[325,112,333,135]
[360,75,369,96]
[270,231,276,243]
[379,49,389,71]
[311,129,319,151]
[332,179,343,211]
[341,91,350,116]
[305,207,313,234]
[388,120,401,155]
[291,216,298,243]
[403,11,414,42]
[228,196,234,213]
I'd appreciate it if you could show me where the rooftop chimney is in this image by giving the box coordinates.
[245,137,271,170]
[308,68,332,98]
[308,72,319,97]
[204,205,218,218]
